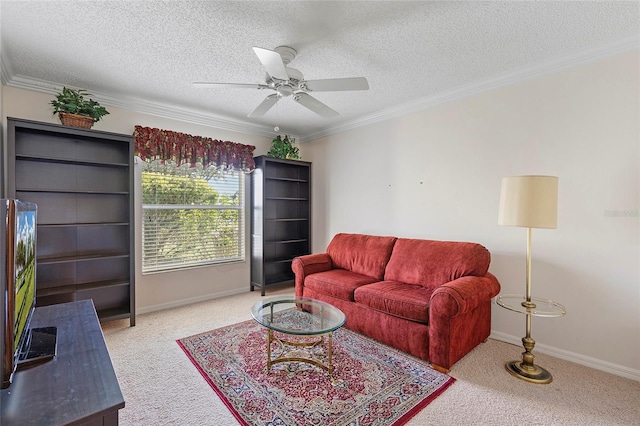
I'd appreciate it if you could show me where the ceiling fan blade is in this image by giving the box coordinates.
[192,82,265,89]
[293,92,339,117]
[302,77,369,92]
[248,94,280,117]
[253,47,289,81]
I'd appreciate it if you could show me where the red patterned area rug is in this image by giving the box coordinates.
[177,316,455,426]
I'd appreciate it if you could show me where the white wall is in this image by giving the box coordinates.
[301,51,640,379]
[1,86,273,313]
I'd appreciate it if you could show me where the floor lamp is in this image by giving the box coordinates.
[496,175,566,384]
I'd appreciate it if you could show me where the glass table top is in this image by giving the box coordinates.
[251,296,346,336]
[495,294,566,318]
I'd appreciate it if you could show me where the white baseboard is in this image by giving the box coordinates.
[490,330,640,382]
[135,287,247,316]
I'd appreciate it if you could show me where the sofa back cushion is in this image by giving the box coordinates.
[326,233,397,280]
[384,238,491,288]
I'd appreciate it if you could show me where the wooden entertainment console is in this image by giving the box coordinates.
[1,300,125,425]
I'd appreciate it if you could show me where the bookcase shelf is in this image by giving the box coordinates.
[15,153,129,168]
[17,189,130,195]
[251,156,311,296]
[266,177,308,183]
[37,278,130,297]
[39,253,130,265]
[6,117,135,326]
[40,222,130,228]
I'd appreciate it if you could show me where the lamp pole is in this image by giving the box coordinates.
[505,227,552,383]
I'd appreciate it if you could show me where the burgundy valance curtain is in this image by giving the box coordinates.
[133,125,256,172]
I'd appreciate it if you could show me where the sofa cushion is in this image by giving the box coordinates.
[326,233,397,280]
[384,238,491,289]
[304,269,379,302]
[354,281,433,324]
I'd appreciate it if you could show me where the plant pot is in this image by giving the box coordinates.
[58,112,95,129]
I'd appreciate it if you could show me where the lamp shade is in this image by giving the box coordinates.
[498,175,558,228]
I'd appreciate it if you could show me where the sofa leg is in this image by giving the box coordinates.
[431,363,450,374]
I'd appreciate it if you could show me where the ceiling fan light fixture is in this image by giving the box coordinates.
[277,84,294,97]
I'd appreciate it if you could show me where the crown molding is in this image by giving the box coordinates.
[299,35,640,143]
[0,45,14,86]
[2,36,638,142]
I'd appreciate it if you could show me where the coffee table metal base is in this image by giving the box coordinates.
[266,329,335,378]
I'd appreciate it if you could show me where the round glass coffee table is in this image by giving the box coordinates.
[250,296,346,378]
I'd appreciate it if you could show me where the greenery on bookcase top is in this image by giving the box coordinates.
[50,87,110,128]
[267,135,300,160]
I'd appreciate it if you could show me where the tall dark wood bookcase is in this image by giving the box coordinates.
[251,155,311,296]
[6,117,135,326]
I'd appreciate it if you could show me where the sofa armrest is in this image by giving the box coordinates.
[430,272,501,318]
[428,272,501,370]
[291,253,333,297]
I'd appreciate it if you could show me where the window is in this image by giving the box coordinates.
[141,161,245,273]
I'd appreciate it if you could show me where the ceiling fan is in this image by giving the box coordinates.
[193,46,369,118]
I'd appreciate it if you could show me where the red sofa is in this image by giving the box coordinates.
[292,233,501,372]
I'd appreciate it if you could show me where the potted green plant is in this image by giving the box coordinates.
[267,135,300,159]
[50,87,110,129]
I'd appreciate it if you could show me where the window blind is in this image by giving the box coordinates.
[141,162,245,273]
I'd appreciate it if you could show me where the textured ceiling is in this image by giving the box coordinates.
[1,1,638,141]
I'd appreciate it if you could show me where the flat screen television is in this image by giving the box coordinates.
[1,199,56,389]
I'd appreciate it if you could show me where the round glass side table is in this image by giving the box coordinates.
[496,295,566,317]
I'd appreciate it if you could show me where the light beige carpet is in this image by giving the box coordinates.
[102,285,640,425]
